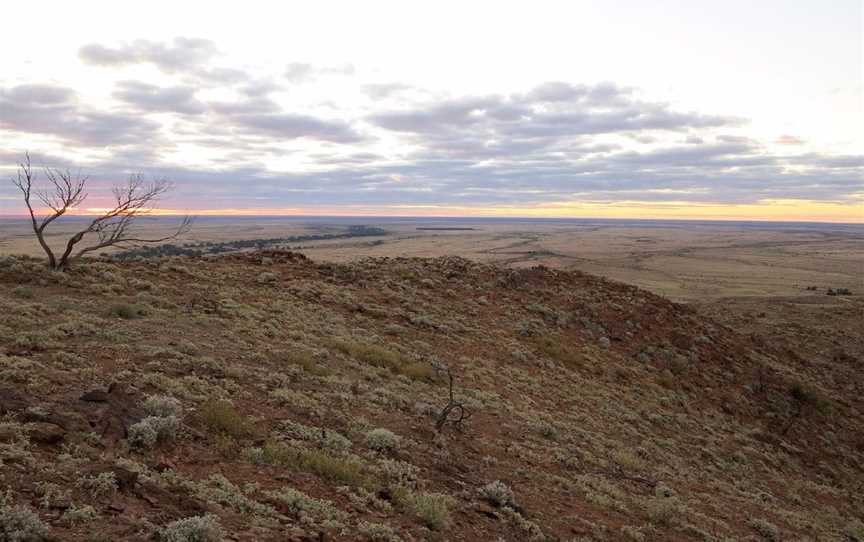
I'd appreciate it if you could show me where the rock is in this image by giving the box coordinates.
[80,389,110,402]
[27,422,65,445]
[111,465,139,493]
[598,336,611,349]
[474,502,499,519]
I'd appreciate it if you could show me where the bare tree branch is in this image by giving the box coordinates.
[10,154,193,270]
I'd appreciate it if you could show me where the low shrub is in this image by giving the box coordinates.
[128,416,179,450]
[479,480,516,508]
[200,400,252,438]
[108,303,143,319]
[159,514,223,542]
[365,428,400,453]
[0,503,48,541]
[245,442,367,486]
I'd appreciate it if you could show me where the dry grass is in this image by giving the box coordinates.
[0,250,860,541]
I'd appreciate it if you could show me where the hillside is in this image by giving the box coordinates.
[0,252,861,541]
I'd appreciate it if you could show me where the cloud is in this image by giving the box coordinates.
[4,46,862,212]
[775,134,805,145]
[284,62,316,82]
[79,37,247,85]
[285,62,355,83]
[228,113,365,143]
[362,83,415,99]
[79,37,219,72]
[113,81,206,115]
[369,84,739,146]
[0,83,160,146]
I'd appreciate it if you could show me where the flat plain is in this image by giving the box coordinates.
[6,216,860,302]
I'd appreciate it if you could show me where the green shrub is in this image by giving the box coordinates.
[326,338,404,371]
[159,515,223,542]
[245,442,367,486]
[76,472,118,498]
[365,428,400,453]
[108,303,143,319]
[128,416,179,449]
[144,395,183,418]
[479,480,516,508]
[534,335,582,367]
[404,492,454,530]
[0,504,48,541]
[200,400,252,438]
[357,521,401,542]
[282,350,331,377]
[61,504,97,526]
[12,286,34,300]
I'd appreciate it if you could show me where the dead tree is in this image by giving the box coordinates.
[432,362,472,432]
[11,153,192,270]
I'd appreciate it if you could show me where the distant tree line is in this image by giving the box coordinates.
[111,225,388,260]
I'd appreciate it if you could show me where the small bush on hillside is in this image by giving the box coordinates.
[282,350,331,377]
[76,472,118,498]
[200,400,251,438]
[128,416,179,450]
[108,303,143,319]
[479,480,516,508]
[60,504,97,526]
[748,518,781,541]
[159,515,223,542]
[244,442,367,486]
[12,286,34,299]
[534,335,582,367]
[365,428,400,453]
[326,338,403,371]
[843,519,864,541]
[357,521,401,542]
[144,395,183,418]
[265,487,346,523]
[256,272,278,284]
[403,492,455,530]
[0,503,48,541]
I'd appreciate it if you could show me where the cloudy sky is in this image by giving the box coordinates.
[1,0,862,221]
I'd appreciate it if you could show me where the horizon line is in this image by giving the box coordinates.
[1,213,862,226]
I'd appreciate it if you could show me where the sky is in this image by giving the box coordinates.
[1,0,862,221]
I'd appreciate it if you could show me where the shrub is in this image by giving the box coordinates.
[144,395,183,418]
[12,287,34,300]
[200,400,251,438]
[365,428,400,453]
[61,504,97,525]
[244,442,367,486]
[256,272,278,284]
[159,515,223,542]
[357,521,402,542]
[377,459,419,489]
[748,518,781,541]
[534,335,582,367]
[76,472,118,498]
[282,350,331,377]
[326,339,404,372]
[400,362,435,381]
[266,487,345,523]
[404,492,455,530]
[280,421,351,453]
[0,504,48,541]
[128,416,179,450]
[645,497,681,527]
[843,519,864,541]
[479,480,516,508]
[108,303,143,319]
